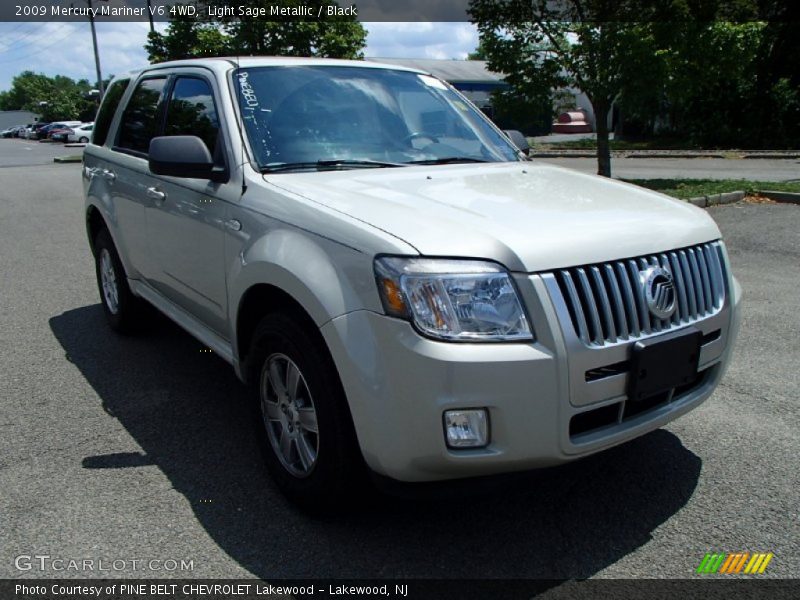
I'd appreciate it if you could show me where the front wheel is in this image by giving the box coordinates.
[79,136,89,143]
[250,313,366,510]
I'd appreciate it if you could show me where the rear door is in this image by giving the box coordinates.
[83,77,149,277]
[107,75,169,281]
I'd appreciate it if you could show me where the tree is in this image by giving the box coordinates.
[145,19,227,63]
[615,17,798,149]
[146,1,366,63]
[469,1,665,177]
[467,39,489,60]
[0,71,97,122]
[660,22,764,146]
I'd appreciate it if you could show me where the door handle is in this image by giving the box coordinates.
[146,187,166,204]
[100,169,116,183]
[224,219,242,232]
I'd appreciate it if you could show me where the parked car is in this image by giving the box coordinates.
[2,125,26,138]
[49,128,72,142]
[47,121,83,142]
[83,58,742,509]
[29,122,51,140]
[67,122,94,143]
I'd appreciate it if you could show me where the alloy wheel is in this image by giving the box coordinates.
[260,353,320,477]
[99,248,119,314]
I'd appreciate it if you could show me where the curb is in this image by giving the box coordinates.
[627,152,726,159]
[529,151,595,158]
[758,190,800,205]
[686,191,746,208]
[685,190,800,207]
[741,153,800,159]
[530,150,800,159]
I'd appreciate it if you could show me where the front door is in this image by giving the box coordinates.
[144,74,235,337]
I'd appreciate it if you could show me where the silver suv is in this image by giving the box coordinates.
[83,58,741,507]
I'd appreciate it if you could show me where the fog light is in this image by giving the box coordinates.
[444,409,489,448]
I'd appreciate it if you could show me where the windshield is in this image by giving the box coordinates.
[233,66,520,171]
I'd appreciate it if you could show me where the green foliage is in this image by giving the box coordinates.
[469,0,800,152]
[145,1,366,63]
[617,19,800,148]
[490,88,552,136]
[145,20,227,63]
[0,71,98,122]
[625,179,800,200]
[657,22,764,146]
[469,1,665,175]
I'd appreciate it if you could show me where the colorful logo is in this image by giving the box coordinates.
[697,552,774,574]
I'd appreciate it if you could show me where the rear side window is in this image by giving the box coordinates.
[116,77,167,155]
[92,78,129,146]
[164,77,220,153]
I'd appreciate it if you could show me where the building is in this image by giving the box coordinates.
[365,58,599,134]
[0,110,40,130]
[365,58,507,114]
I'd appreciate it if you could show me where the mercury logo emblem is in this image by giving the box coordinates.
[641,266,677,320]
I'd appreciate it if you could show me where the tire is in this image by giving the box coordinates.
[79,137,89,143]
[249,312,366,510]
[93,228,146,334]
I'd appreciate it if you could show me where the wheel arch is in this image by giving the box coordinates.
[86,203,109,257]
[230,228,380,380]
[235,282,325,383]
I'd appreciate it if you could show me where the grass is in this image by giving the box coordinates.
[623,179,800,200]
[53,155,83,163]
[533,138,799,152]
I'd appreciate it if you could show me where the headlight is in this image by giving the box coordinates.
[374,257,533,342]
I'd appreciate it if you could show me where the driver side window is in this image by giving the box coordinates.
[164,77,220,154]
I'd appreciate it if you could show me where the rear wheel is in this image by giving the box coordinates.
[249,312,366,510]
[93,228,146,334]
[79,136,89,143]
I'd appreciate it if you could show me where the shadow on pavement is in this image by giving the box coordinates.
[50,304,701,580]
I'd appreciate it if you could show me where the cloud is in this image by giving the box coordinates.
[0,21,159,90]
[364,22,478,60]
[0,21,479,92]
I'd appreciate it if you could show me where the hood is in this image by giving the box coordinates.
[265,162,722,273]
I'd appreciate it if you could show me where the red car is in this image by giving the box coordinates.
[45,121,83,142]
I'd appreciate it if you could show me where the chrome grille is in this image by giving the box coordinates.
[554,242,726,346]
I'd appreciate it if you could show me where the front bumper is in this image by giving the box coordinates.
[321,269,741,483]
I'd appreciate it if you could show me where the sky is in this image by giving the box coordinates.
[0,21,479,92]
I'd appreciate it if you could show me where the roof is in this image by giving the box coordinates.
[365,58,505,84]
[124,56,429,78]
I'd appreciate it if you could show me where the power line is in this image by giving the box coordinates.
[1,24,72,53]
[0,25,79,64]
[2,23,30,36]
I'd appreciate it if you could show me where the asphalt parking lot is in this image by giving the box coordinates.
[0,136,79,167]
[0,156,798,582]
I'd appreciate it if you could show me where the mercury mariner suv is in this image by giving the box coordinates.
[82,58,741,506]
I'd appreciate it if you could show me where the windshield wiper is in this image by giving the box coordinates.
[405,157,491,165]
[262,159,407,173]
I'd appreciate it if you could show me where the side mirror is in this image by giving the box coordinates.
[504,129,530,155]
[149,136,215,179]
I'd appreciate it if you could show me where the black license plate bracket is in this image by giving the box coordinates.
[628,327,702,402]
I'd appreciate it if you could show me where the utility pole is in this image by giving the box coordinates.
[73,0,109,98]
[146,0,155,34]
